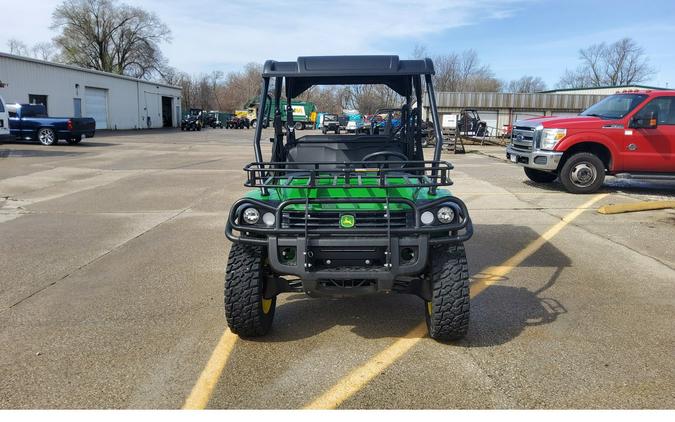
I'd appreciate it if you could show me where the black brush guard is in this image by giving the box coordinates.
[225,160,473,294]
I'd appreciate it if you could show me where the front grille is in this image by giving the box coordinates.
[281,211,410,229]
[511,126,537,151]
[319,279,377,288]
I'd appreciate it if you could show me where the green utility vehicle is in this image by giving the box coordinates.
[225,56,473,341]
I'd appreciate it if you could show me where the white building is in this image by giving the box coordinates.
[0,52,181,130]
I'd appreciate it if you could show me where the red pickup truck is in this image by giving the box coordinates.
[506,90,675,193]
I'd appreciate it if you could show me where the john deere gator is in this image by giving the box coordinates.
[225,56,473,341]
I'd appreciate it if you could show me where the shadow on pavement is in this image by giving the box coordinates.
[0,149,84,158]
[463,268,567,348]
[1,140,119,149]
[522,178,675,196]
[69,141,119,148]
[252,224,572,346]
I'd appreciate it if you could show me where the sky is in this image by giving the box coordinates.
[3,0,675,89]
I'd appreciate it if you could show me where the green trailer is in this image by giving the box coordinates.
[243,98,317,130]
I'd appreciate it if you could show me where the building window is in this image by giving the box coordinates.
[28,94,48,114]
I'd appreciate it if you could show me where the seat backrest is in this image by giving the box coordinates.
[286,135,406,169]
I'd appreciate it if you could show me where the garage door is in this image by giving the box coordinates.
[478,111,498,136]
[85,87,109,129]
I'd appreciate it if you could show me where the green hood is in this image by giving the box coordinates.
[244,176,452,211]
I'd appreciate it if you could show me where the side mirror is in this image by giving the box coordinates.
[630,111,658,129]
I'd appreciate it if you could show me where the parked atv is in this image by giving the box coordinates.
[225,55,473,341]
[205,111,224,128]
[181,114,202,131]
[226,116,250,129]
[321,113,341,134]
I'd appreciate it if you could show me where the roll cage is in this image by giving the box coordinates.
[251,55,447,189]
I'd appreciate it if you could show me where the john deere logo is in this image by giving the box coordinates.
[340,214,355,228]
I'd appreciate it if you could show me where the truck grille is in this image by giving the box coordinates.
[282,211,410,229]
[511,126,537,151]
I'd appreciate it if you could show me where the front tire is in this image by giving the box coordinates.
[37,128,57,146]
[559,152,605,194]
[225,243,276,337]
[524,167,557,183]
[425,244,470,341]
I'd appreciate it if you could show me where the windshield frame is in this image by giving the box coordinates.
[580,93,648,120]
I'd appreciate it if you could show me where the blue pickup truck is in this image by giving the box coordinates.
[6,104,96,146]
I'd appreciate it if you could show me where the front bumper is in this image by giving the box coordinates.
[506,145,563,171]
[225,196,473,292]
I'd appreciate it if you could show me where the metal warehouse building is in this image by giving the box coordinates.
[426,91,606,136]
[426,85,669,136]
[0,52,181,130]
[541,84,667,96]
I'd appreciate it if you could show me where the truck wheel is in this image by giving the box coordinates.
[225,243,275,337]
[294,121,304,131]
[37,128,57,146]
[425,244,470,341]
[559,152,605,194]
[524,167,557,183]
[251,119,257,129]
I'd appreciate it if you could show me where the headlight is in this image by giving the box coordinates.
[421,211,434,225]
[436,206,455,224]
[262,212,275,226]
[540,128,566,150]
[242,207,260,224]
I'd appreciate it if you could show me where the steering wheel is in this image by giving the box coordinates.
[362,151,409,169]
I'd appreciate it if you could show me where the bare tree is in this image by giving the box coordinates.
[51,0,171,79]
[411,43,429,60]
[556,38,655,88]
[7,39,29,56]
[31,42,56,61]
[175,72,195,110]
[507,76,547,93]
[218,63,263,111]
[430,49,501,92]
[6,39,58,61]
[339,85,402,115]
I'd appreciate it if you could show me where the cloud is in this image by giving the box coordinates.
[142,0,531,73]
[0,1,60,47]
[0,0,530,74]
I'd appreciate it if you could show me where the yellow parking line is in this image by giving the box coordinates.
[304,193,608,409]
[182,329,238,409]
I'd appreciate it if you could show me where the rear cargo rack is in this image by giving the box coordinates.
[244,160,454,189]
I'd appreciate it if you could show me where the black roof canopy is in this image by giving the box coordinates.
[263,55,434,97]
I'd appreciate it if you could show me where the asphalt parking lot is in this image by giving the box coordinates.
[1,128,674,409]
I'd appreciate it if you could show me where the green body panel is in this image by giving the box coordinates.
[244,177,453,211]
